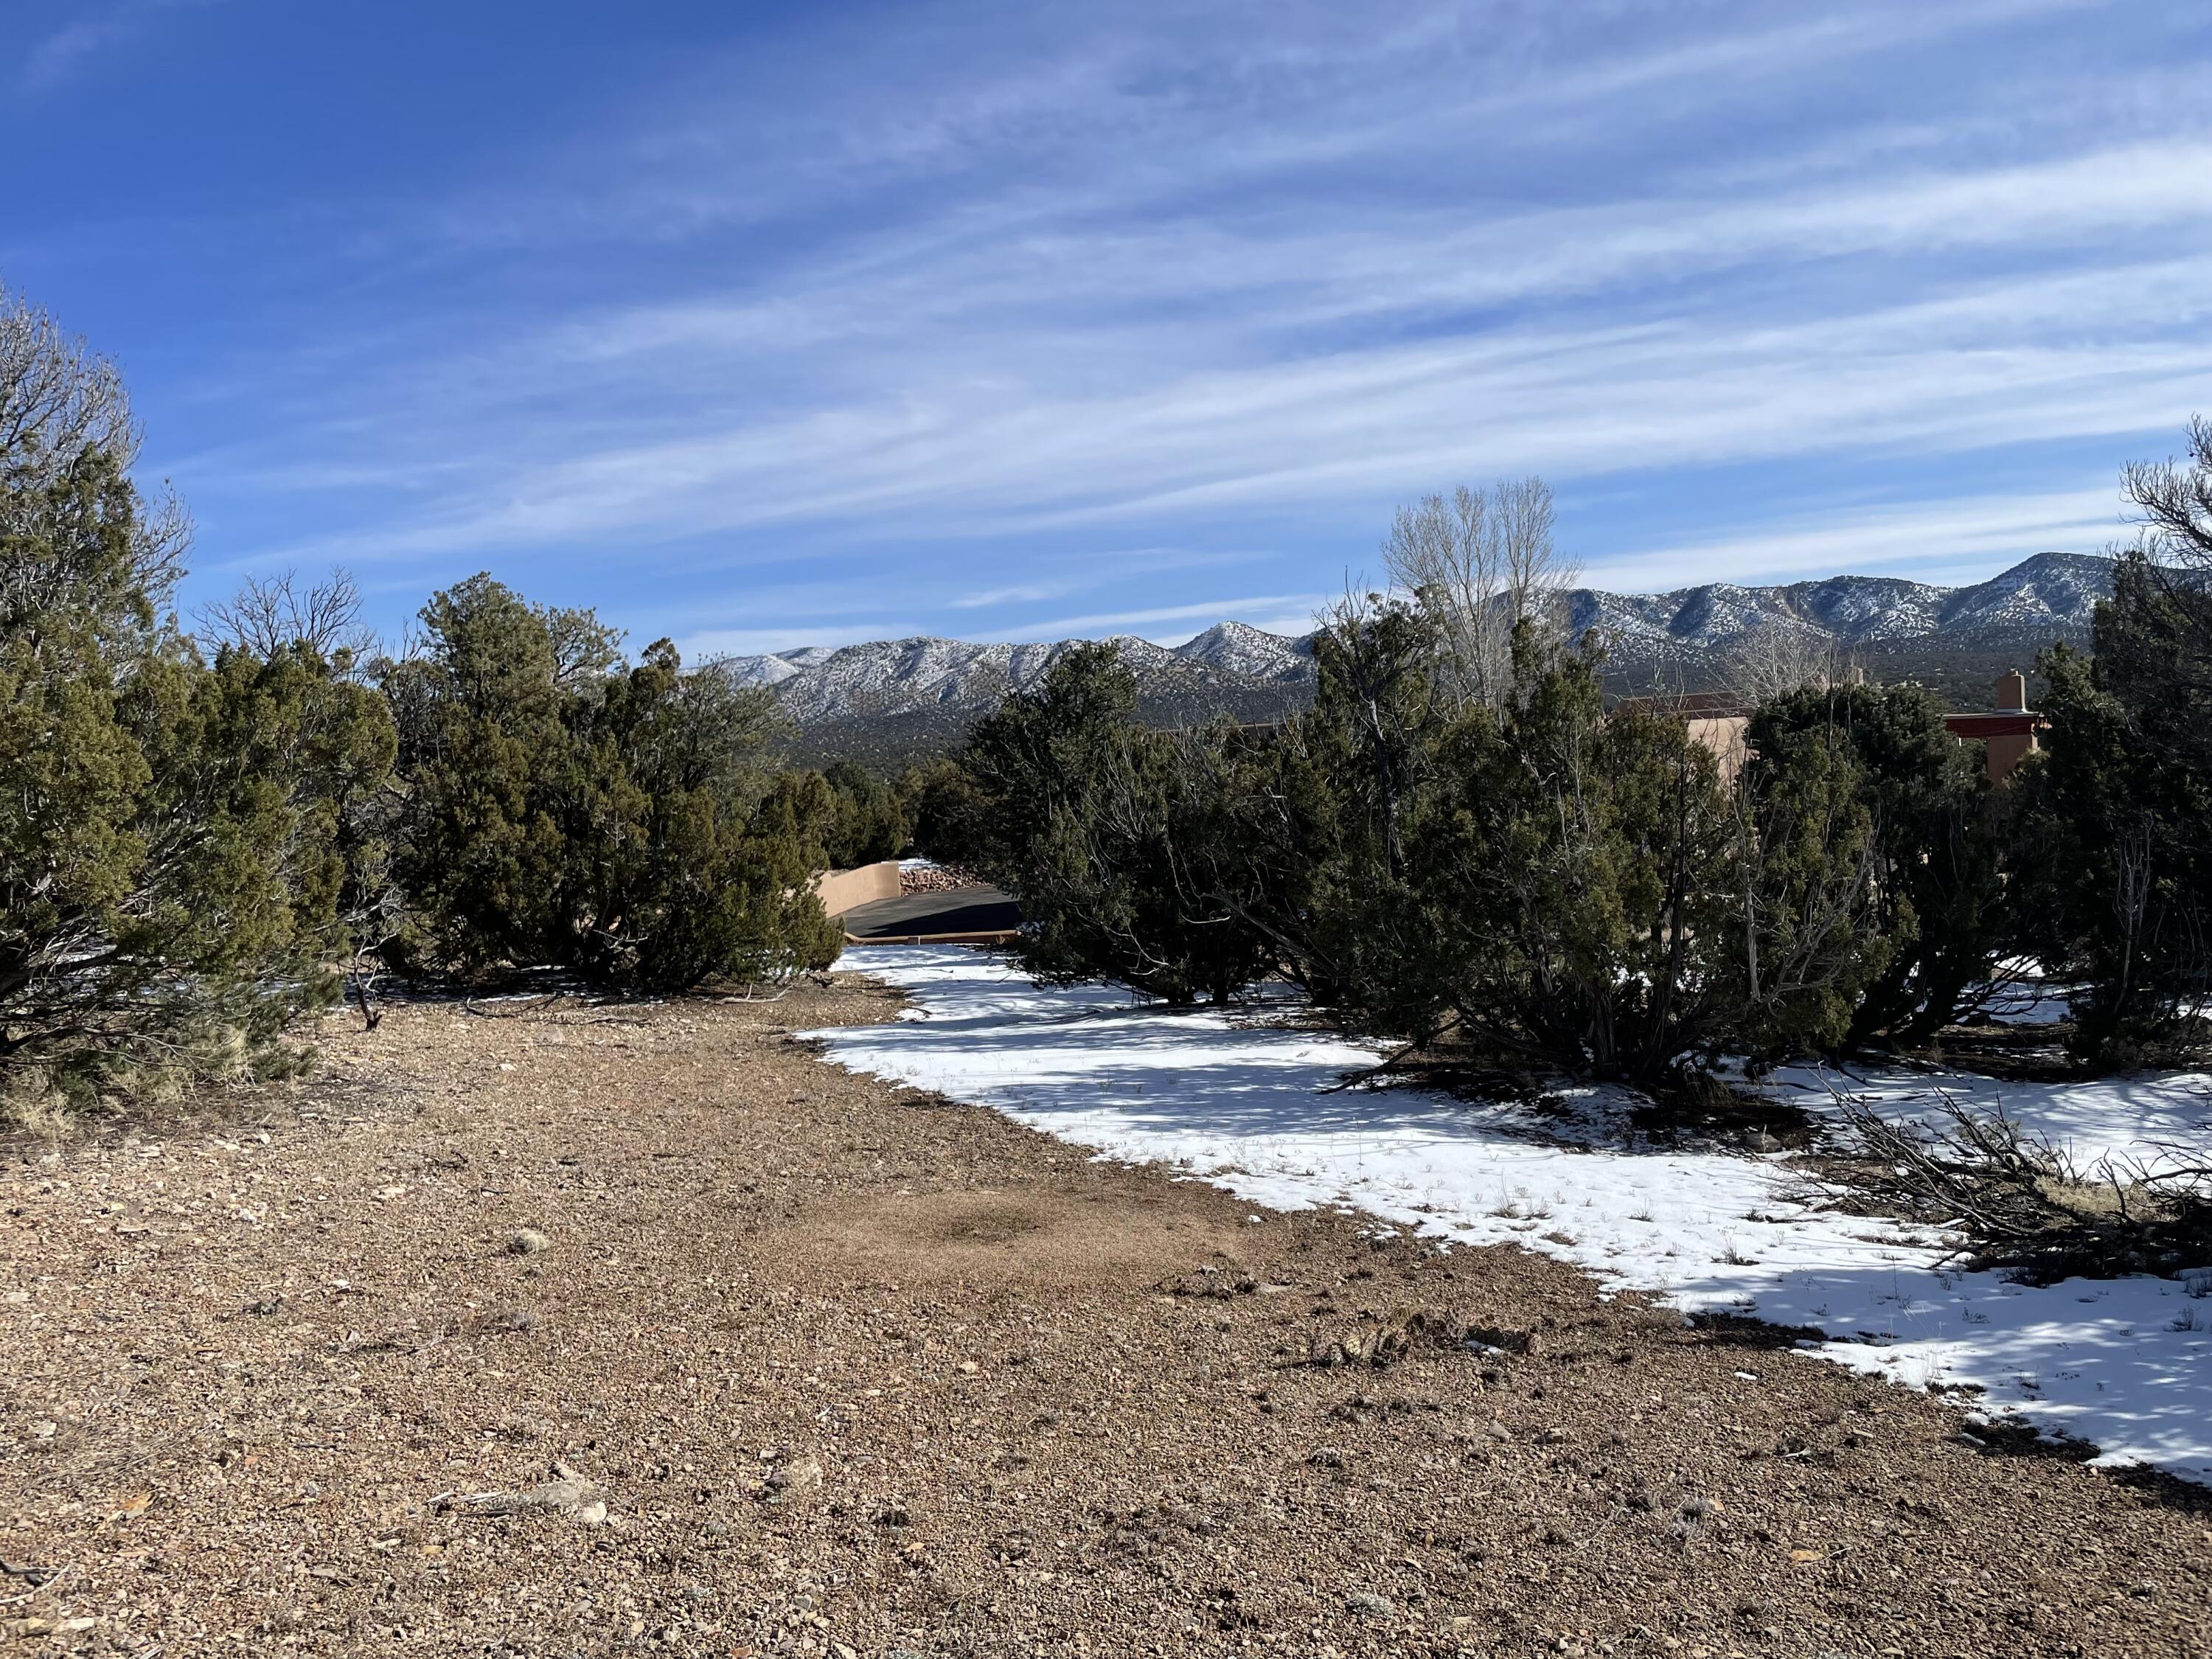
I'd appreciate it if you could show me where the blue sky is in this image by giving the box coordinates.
[5,0,2209,657]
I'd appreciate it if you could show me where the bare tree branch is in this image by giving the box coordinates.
[1,282,189,613]
[1381,478,1577,713]
[197,566,378,662]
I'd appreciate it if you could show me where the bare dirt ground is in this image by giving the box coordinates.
[2,967,2209,1658]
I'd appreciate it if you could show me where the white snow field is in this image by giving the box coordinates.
[813,947,2212,1485]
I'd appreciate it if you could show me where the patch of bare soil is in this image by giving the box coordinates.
[793,1189,1256,1289]
[1,972,2208,1658]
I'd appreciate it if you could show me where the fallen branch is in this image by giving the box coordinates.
[1815,1084,2212,1281]
[1319,1034,1427,1093]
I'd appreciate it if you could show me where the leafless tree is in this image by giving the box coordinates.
[1381,477,1576,712]
[0,283,192,615]
[2120,414,2212,669]
[2124,414,2212,572]
[1,282,192,611]
[197,566,378,661]
[1721,620,1846,706]
[1,283,136,470]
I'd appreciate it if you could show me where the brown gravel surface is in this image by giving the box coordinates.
[3,969,2209,1659]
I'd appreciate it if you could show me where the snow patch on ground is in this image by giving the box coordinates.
[812,946,2212,1485]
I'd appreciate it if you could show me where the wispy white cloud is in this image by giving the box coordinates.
[241,249,2205,570]
[104,0,2212,640]
[947,584,1064,609]
[16,0,220,94]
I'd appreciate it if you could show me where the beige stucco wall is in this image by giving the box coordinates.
[1686,714,1750,782]
[812,860,902,917]
[1982,730,2038,784]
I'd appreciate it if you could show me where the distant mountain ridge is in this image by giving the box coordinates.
[723,620,1315,723]
[1565,550,2112,664]
[726,553,2111,740]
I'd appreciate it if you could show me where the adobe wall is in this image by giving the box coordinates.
[812,860,903,917]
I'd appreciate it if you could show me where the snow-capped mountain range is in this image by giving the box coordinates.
[722,552,2111,725]
[1563,549,2112,658]
[723,622,1315,723]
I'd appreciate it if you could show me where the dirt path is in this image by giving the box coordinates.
[1,972,2207,1658]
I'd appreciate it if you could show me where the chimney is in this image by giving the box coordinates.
[1996,669,2027,712]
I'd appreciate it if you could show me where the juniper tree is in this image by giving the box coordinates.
[0,448,392,1106]
[956,644,1270,1003]
[1364,627,1883,1082]
[821,759,910,866]
[380,574,595,975]
[2002,425,2212,1061]
[1747,681,1998,1046]
[2009,594,2212,1058]
[385,577,837,990]
[1249,593,1445,1013]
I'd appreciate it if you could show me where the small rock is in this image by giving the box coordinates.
[507,1229,551,1256]
[765,1457,824,1500]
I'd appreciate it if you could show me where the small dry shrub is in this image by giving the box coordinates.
[1822,1090,2212,1283]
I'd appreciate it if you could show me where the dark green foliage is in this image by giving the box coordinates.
[1399,636,1879,1082]
[1,450,394,1106]
[385,577,839,990]
[379,575,604,975]
[1398,638,1734,1077]
[1729,711,1891,1061]
[956,644,1271,1004]
[821,759,911,867]
[899,755,981,866]
[1748,681,1998,1045]
[956,606,1886,1082]
[2003,425,2212,1060]
[1283,599,1446,1014]
[2008,559,2212,1058]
